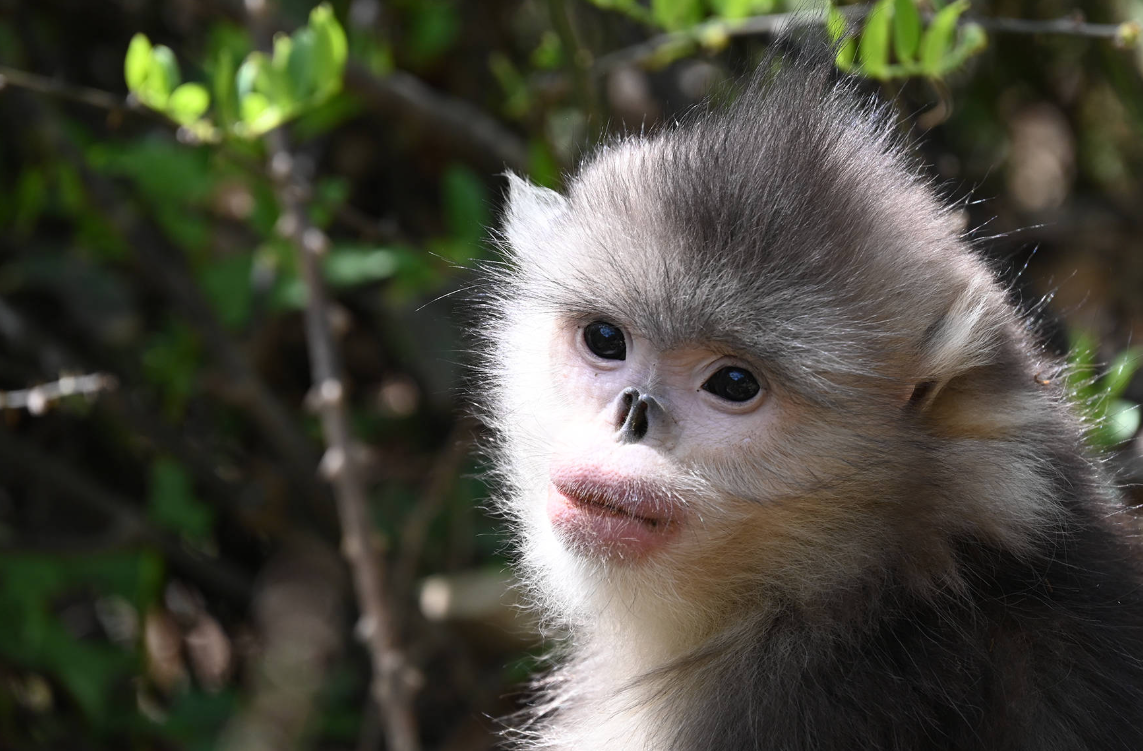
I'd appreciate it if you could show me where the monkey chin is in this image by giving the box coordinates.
[546,480,682,561]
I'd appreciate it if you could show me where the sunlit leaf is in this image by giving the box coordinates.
[1103,348,1143,400]
[892,0,922,63]
[651,0,703,30]
[920,0,968,76]
[858,0,893,78]
[310,2,348,92]
[212,48,239,129]
[240,92,273,130]
[167,83,210,125]
[147,45,181,104]
[826,5,850,44]
[287,27,318,102]
[937,22,988,74]
[125,33,153,92]
[836,37,858,72]
[708,0,776,20]
[235,53,264,99]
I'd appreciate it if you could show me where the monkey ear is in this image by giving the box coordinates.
[911,279,1006,411]
[501,172,569,259]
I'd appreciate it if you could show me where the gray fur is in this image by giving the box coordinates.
[477,55,1143,750]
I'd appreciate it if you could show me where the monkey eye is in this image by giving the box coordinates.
[583,321,626,360]
[703,366,761,402]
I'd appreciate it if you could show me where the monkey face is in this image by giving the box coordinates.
[542,316,780,562]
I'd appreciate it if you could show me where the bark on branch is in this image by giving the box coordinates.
[264,128,420,751]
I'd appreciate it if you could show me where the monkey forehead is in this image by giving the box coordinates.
[551,73,977,376]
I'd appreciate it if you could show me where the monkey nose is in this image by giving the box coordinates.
[614,387,662,444]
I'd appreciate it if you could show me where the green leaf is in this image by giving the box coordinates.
[87,137,215,206]
[125,33,153,92]
[235,53,264,99]
[310,2,348,93]
[442,165,489,246]
[835,37,858,72]
[287,27,318,102]
[650,0,702,30]
[892,0,922,63]
[167,83,210,125]
[212,48,239,129]
[149,458,214,541]
[920,0,968,76]
[269,33,297,108]
[308,176,350,228]
[12,168,48,235]
[937,21,988,74]
[531,31,563,70]
[827,5,850,44]
[407,0,460,65]
[1066,330,1099,402]
[199,252,254,329]
[292,93,364,142]
[148,45,182,103]
[858,0,893,78]
[239,92,277,134]
[1103,348,1142,401]
[708,0,776,20]
[323,246,399,287]
[527,138,560,189]
[142,320,200,417]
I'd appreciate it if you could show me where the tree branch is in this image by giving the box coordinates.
[592,7,1138,76]
[344,64,528,174]
[264,127,420,751]
[0,373,117,413]
[0,64,126,111]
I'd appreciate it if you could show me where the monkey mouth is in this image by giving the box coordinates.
[546,477,681,559]
[566,486,663,524]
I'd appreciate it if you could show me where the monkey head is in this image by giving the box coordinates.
[481,63,1062,655]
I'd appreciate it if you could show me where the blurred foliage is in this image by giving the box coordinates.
[0,0,1141,749]
[1067,332,1142,446]
[831,0,989,78]
[126,3,348,139]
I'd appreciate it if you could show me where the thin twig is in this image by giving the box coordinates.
[0,64,127,110]
[592,7,863,75]
[592,7,1137,76]
[393,418,476,604]
[344,64,528,174]
[970,15,1129,39]
[0,373,117,413]
[264,128,420,751]
[0,56,527,175]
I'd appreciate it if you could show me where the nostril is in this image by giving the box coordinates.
[616,389,652,443]
[616,387,639,431]
[628,399,649,441]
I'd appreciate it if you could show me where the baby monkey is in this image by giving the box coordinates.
[480,55,1143,750]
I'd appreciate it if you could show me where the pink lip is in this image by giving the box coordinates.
[546,474,682,560]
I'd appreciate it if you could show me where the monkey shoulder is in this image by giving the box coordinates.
[664,514,1143,751]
